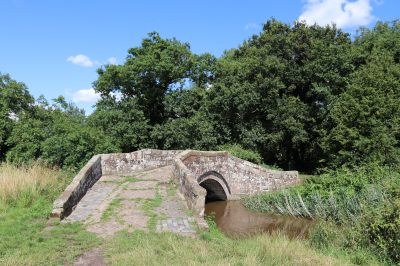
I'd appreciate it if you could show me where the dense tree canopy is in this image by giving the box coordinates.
[0,73,34,158]
[94,32,215,125]
[1,19,400,172]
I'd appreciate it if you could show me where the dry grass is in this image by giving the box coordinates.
[0,163,61,204]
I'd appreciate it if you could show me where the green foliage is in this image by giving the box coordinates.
[245,164,400,264]
[3,20,400,172]
[322,52,400,169]
[88,98,152,153]
[364,198,400,262]
[6,97,117,170]
[0,73,34,159]
[94,32,215,125]
[152,113,218,151]
[217,144,262,164]
[207,20,353,171]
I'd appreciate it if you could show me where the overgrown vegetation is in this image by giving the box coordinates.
[1,18,400,264]
[0,163,61,206]
[245,165,400,264]
[217,144,262,164]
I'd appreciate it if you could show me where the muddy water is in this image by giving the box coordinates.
[205,201,314,239]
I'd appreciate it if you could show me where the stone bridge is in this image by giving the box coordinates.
[52,149,299,221]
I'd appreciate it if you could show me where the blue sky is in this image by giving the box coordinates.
[1,0,399,113]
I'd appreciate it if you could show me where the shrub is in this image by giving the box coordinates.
[217,144,262,164]
[364,198,400,263]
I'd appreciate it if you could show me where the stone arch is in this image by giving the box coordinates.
[198,171,231,202]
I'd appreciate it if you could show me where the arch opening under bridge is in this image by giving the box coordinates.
[198,171,231,203]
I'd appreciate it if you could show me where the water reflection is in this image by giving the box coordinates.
[205,200,313,239]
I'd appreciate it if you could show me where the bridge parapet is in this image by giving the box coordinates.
[172,151,207,217]
[226,155,299,195]
[172,150,300,217]
[101,149,182,175]
[51,149,299,221]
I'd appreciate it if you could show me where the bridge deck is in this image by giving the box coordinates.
[63,166,197,237]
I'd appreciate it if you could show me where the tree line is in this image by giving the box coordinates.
[1,19,400,173]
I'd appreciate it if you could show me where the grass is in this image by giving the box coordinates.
[260,163,283,171]
[104,221,352,266]
[243,165,400,265]
[141,189,163,231]
[102,198,123,221]
[167,179,177,197]
[0,163,62,206]
[122,176,142,183]
[0,163,99,265]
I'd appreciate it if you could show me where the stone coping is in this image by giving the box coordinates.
[51,155,102,218]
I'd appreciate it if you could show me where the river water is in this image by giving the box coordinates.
[204,200,313,239]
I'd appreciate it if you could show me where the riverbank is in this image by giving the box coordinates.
[244,165,400,265]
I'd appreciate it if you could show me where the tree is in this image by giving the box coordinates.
[151,113,218,151]
[94,32,214,125]
[206,20,353,171]
[0,73,34,159]
[7,96,117,169]
[322,21,400,168]
[88,98,153,152]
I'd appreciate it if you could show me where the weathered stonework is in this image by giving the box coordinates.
[51,155,102,218]
[52,149,300,221]
[172,152,207,217]
[173,150,300,216]
[101,149,182,175]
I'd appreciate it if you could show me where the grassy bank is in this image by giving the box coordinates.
[244,165,400,265]
[0,163,100,265]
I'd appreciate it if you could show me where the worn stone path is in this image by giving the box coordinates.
[64,166,197,237]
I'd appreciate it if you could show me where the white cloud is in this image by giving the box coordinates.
[107,57,118,65]
[67,54,95,67]
[72,88,101,103]
[245,22,261,30]
[299,0,374,28]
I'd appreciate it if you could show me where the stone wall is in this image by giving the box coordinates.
[172,151,207,217]
[182,151,229,179]
[101,149,182,175]
[51,155,102,218]
[226,155,299,196]
[180,150,300,199]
